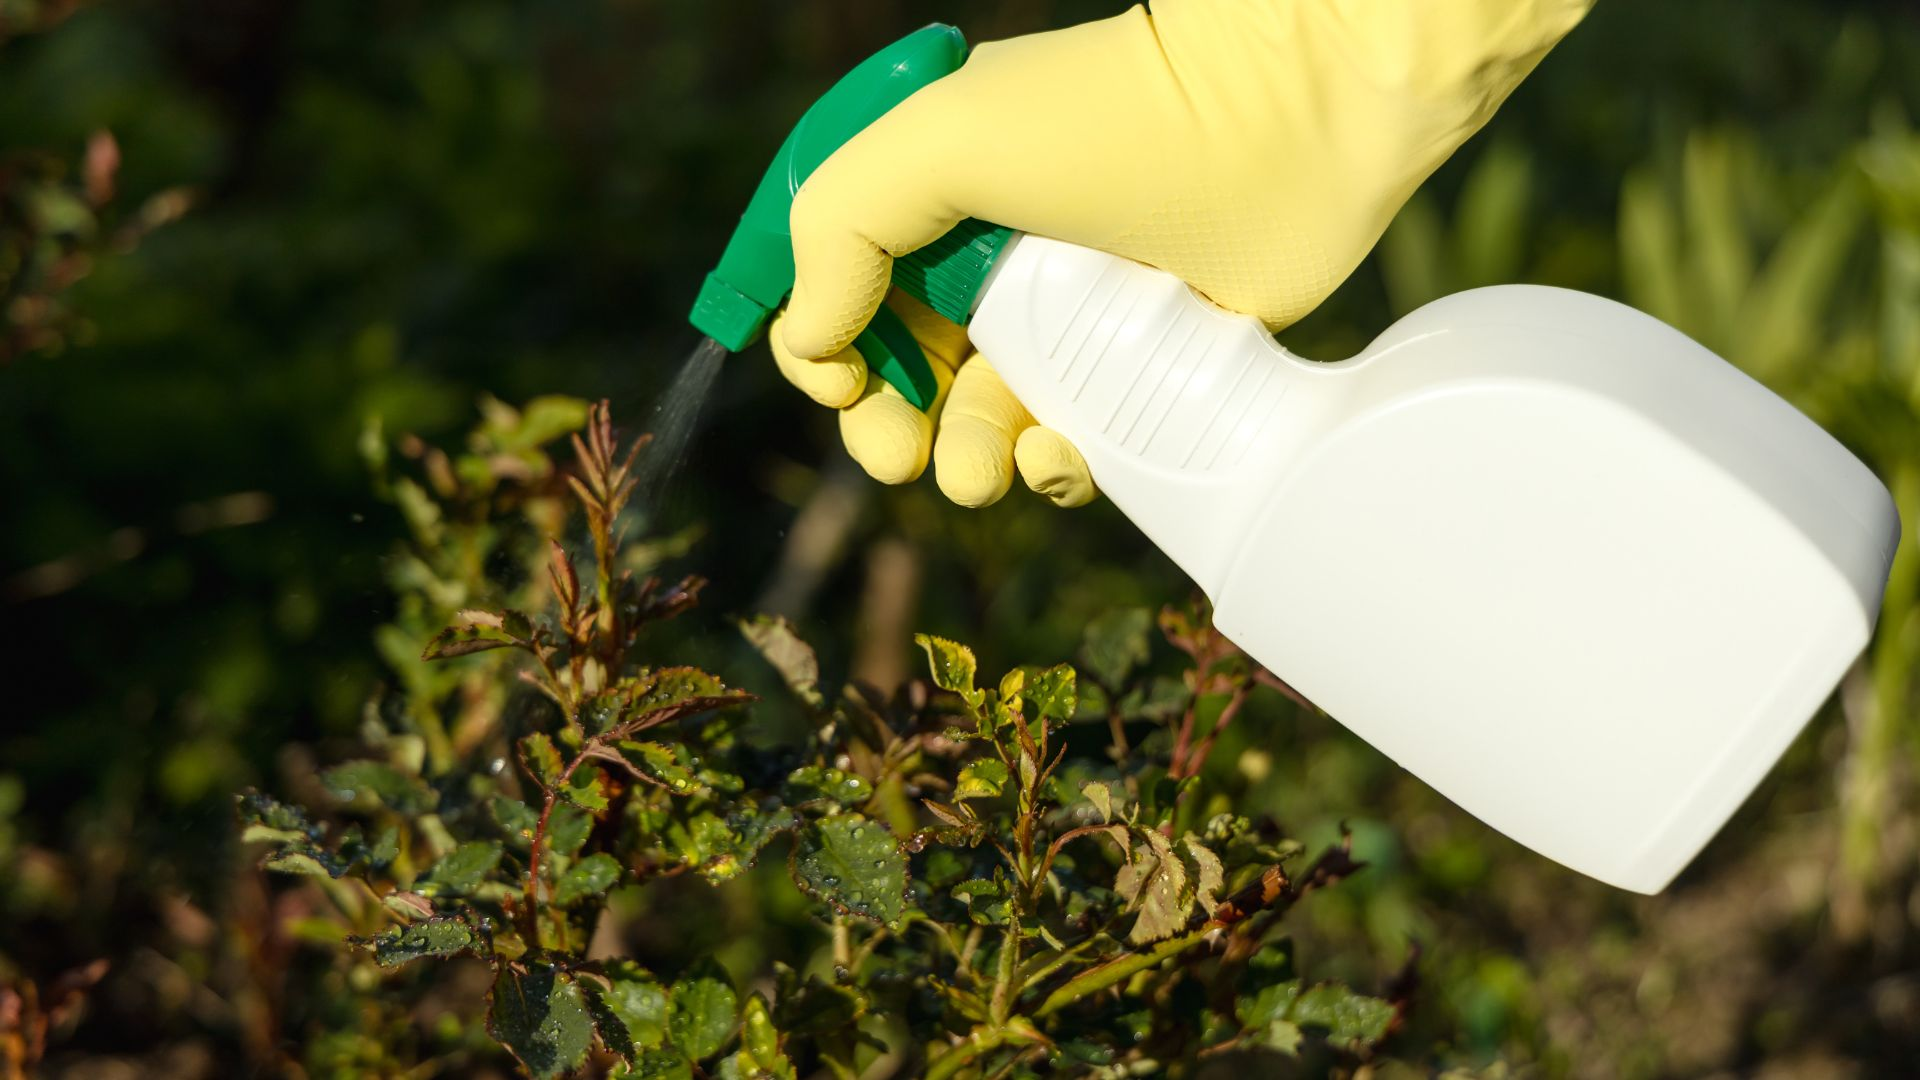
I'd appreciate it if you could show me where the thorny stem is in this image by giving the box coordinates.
[1176,683,1250,781]
[522,752,588,939]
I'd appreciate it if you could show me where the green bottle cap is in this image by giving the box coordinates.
[892,218,1016,324]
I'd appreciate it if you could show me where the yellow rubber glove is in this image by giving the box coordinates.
[778,0,1594,507]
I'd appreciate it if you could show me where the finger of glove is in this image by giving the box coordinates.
[769,305,867,408]
[839,319,958,485]
[933,355,1035,508]
[1014,427,1097,508]
[784,98,969,361]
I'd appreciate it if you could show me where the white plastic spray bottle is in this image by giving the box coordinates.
[690,26,1902,893]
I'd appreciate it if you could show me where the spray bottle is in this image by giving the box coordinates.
[690,25,1901,893]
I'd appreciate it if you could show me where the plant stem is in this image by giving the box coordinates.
[831,915,851,970]
[989,926,1020,1024]
[925,1027,1009,1080]
[1032,930,1201,1019]
[522,752,587,938]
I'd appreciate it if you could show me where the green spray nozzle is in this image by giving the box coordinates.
[690,24,1014,410]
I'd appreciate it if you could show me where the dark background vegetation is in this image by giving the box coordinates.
[3,0,1918,1075]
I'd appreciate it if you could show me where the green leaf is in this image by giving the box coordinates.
[1081,781,1115,824]
[668,958,738,1061]
[914,634,981,707]
[236,790,320,844]
[491,796,540,848]
[554,852,623,906]
[788,813,908,927]
[363,918,474,967]
[781,765,872,807]
[725,993,794,1078]
[489,963,595,1080]
[1025,664,1078,723]
[1289,983,1396,1050]
[1079,608,1152,690]
[620,667,752,734]
[739,615,824,709]
[599,960,670,1051]
[581,979,636,1059]
[417,840,504,897]
[619,741,703,794]
[519,733,566,789]
[950,877,1012,926]
[548,802,594,857]
[953,759,1009,802]
[321,761,437,814]
[422,608,537,660]
[740,993,780,1064]
[560,764,612,811]
[699,806,798,884]
[1236,976,1300,1030]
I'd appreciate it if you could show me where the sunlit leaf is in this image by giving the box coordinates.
[738,615,824,709]
[519,733,567,790]
[1082,781,1115,824]
[953,759,1009,802]
[617,667,753,735]
[422,608,537,660]
[618,741,704,794]
[914,634,981,707]
[1024,665,1078,723]
[598,960,670,1051]
[1183,836,1225,916]
[1115,830,1189,944]
[781,765,872,807]
[668,958,738,1061]
[789,813,908,927]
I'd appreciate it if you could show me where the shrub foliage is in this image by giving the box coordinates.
[238,402,1405,1078]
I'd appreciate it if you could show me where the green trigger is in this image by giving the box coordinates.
[853,304,939,410]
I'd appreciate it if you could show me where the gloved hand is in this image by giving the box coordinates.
[777,0,1594,507]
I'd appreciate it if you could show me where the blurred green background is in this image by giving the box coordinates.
[2,0,1917,1075]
